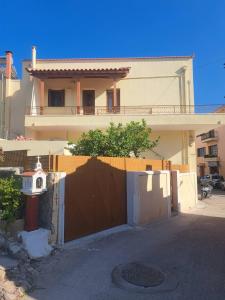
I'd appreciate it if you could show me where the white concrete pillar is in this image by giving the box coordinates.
[32,46,37,69]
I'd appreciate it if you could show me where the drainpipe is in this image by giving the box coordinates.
[182,66,187,112]
[32,46,37,69]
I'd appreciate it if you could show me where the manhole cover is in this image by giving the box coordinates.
[120,262,165,287]
[112,261,178,293]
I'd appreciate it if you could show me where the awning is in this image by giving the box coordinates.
[26,67,130,79]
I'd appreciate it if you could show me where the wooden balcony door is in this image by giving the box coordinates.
[83,90,95,115]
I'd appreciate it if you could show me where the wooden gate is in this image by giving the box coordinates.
[52,155,174,242]
[57,156,127,241]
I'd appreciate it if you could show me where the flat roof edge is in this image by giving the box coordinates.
[22,55,194,62]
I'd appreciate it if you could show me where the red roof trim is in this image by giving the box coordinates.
[22,171,36,176]
[22,171,46,176]
[26,67,130,72]
[26,67,130,79]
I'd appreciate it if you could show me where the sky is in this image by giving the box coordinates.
[0,0,225,106]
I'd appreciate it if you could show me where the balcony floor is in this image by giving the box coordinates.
[25,113,225,133]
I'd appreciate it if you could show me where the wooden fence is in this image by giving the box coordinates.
[0,149,189,173]
[51,155,172,174]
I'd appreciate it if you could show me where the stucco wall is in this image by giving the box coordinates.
[127,171,171,225]
[4,78,33,138]
[23,57,194,110]
[215,126,225,177]
[24,129,196,171]
[139,130,195,171]
[0,140,68,155]
[171,170,198,212]
[178,172,198,212]
[4,56,199,174]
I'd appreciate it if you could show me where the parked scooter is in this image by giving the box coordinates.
[200,183,213,200]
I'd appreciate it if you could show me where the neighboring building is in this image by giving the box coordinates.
[2,46,225,171]
[196,110,225,177]
[0,52,17,138]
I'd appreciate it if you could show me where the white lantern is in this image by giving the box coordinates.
[21,157,47,196]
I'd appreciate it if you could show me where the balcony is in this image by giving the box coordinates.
[201,130,218,143]
[27,105,196,116]
[25,104,225,132]
[26,104,225,116]
[204,154,219,162]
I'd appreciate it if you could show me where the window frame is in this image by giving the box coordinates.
[106,89,120,113]
[48,89,65,107]
[197,147,206,157]
[208,144,218,157]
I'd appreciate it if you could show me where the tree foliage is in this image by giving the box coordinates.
[0,176,22,224]
[69,120,159,157]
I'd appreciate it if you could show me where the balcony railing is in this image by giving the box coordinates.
[204,154,218,158]
[201,130,217,141]
[204,154,219,162]
[26,104,225,116]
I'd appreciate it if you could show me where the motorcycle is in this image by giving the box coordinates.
[200,183,213,200]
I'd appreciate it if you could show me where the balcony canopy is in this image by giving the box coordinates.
[26,67,130,79]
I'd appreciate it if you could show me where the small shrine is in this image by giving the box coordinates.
[21,156,47,196]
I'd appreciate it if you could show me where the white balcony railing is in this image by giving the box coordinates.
[26,104,225,116]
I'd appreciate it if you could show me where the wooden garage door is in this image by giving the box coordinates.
[64,157,127,242]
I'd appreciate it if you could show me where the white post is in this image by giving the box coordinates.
[32,46,37,69]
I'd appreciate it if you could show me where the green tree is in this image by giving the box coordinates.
[0,176,22,225]
[69,120,159,157]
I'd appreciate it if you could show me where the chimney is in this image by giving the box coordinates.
[32,46,36,69]
[5,51,13,79]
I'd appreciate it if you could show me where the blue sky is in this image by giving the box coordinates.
[1,0,225,106]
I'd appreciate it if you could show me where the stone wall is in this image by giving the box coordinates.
[39,174,54,231]
[38,172,65,245]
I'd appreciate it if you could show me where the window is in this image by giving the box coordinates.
[197,147,206,157]
[106,89,120,112]
[48,90,65,107]
[208,144,218,156]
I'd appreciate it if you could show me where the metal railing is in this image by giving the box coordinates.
[26,104,225,116]
[204,154,218,158]
[201,130,218,141]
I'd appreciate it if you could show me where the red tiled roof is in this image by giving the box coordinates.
[214,105,225,113]
[21,171,36,176]
[26,67,130,79]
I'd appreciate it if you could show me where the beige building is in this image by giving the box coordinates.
[2,47,225,171]
[0,52,17,138]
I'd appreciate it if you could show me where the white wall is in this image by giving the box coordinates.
[127,170,171,226]
[171,170,198,212]
[127,170,198,226]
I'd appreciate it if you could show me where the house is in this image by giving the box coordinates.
[3,47,225,171]
[0,51,17,138]
[196,106,225,177]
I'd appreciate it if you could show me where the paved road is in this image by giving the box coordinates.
[25,193,225,300]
